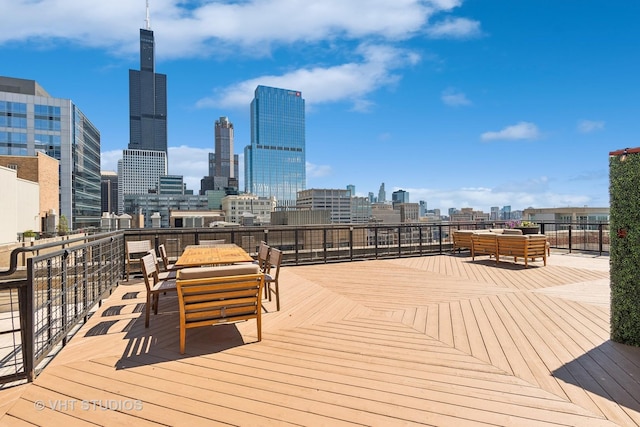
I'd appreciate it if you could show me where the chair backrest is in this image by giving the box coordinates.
[126,240,152,259]
[140,253,158,291]
[158,244,170,269]
[256,241,270,271]
[146,249,163,273]
[265,248,282,280]
[198,239,226,246]
[176,273,264,327]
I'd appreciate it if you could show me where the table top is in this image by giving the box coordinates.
[175,244,254,267]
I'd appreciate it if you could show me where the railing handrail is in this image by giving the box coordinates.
[0,231,121,277]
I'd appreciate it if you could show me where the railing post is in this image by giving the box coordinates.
[46,259,53,342]
[323,228,327,263]
[24,260,35,382]
[349,227,354,261]
[61,250,68,346]
[294,229,299,265]
[568,226,573,253]
[374,226,379,259]
[599,222,604,255]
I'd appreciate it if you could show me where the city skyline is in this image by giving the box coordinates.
[1,1,638,212]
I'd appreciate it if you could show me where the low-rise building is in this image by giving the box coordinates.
[0,165,39,243]
[222,194,276,225]
[523,207,609,225]
[370,203,401,223]
[0,152,59,236]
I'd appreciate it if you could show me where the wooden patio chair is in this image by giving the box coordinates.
[140,253,177,328]
[236,241,270,270]
[255,241,271,272]
[147,249,176,281]
[264,247,282,311]
[176,271,264,354]
[158,244,179,278]
[125,240,152,280]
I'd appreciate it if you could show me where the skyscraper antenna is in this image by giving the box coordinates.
[145,0,151,30]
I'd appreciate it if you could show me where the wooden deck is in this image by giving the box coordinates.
[2,252,639,426]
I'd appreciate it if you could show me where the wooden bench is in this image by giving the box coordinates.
[452,230,492,253]
[471,233,498,261]
[496,234,548,268]
[176,264,263,354]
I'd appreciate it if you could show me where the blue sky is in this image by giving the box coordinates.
[2,0,638,212]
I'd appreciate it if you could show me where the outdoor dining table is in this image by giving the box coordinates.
[174,243,254,268]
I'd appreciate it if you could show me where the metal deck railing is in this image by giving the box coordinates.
[0,232,123,386]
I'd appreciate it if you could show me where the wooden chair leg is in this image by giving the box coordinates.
[153,293,160,315]
[257,316,262,342]
[180,326,186,354]
[145,294,151,328]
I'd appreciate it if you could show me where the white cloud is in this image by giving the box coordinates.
[441,88,471,106]
[100,149,122,172]
[577,120,605,134]
[481,122,540,141]
[402,184,591,213]
[197,44,420,110]
[307,162,332,179]
[426,17,482,39]
[167,145,211,192]
[0,1,469,59]
[3,1,480,114]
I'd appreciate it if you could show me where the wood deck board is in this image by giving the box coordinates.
[1,253,637,426]
[142,341,614,426]
[468,297,514,375]
[86,355,508,427]
[477,296,539,385]
[41,364,290,427]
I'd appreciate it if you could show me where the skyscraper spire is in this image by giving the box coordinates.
[145,0,151,30]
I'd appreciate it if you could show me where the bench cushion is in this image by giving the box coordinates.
[177,264,260,280]
[502,229,523,235]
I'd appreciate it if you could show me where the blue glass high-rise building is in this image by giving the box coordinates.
[244,85,305,206]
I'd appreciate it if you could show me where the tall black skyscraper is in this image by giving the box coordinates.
[128,11,167,153]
